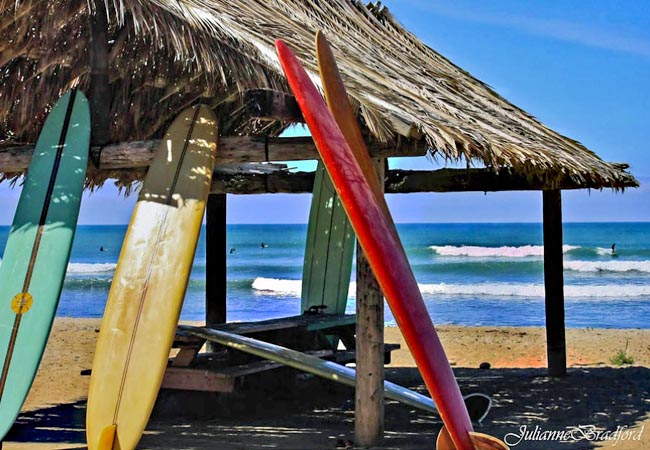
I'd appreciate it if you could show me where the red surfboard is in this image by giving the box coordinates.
[276,39,507,450]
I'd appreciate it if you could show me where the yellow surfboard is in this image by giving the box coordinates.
[86,105,217,450]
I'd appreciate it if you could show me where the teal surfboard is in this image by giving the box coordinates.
[0,90,90,440]
[301,162,355,317]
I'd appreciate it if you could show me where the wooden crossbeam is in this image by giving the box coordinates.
[0,136,426,173]
[211,167,622,194]
[0,141,624,193]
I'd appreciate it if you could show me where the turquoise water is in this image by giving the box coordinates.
[1,223,649,328]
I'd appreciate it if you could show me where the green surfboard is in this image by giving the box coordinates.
[0,90,90,441]
[301,162,355,318]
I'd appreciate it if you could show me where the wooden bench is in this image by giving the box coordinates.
[170,313,357,368]
[163,314,399,393]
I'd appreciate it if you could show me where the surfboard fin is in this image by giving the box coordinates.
[463,393,492,425]
[96,424,116,450]
[437,425,509,450]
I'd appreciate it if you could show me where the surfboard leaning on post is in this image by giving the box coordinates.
[276,39,508,450]
[316,29,496,434]
[301,162,355,321]
[0,90,90,443]
[86,105,218,450]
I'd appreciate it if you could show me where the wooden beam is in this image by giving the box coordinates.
[209,168,632,195]
[543,190,567,377]
[384,168,634,192]
[206,194,227,327]
[355,158,385,447]
[0,137,426,172]
[212,170,313,194]
[88,3,111,148]
[161,367,235,393]
[0,143,634,192]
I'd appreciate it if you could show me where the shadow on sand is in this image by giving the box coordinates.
[4,366,649,449]
[4,400,86,447]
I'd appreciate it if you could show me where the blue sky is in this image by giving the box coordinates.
[1,1,648,224]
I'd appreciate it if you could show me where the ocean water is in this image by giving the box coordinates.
[0,223,649,328]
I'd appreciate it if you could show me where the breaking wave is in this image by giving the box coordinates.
[429,245,579,258]
[67,263,117,274]
[564,260,650,273]
[251,277,650,299]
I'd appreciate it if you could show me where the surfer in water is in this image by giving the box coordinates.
[611,243,616,255]
[99,245,105,252]
[260,242,269,248]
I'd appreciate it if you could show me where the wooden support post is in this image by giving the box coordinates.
[355,159,385,446]
[88,3,111,147]
[206,194,228,335]
[543,190,567,377]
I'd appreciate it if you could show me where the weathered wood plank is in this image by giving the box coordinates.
[171,347,201,368]
[209,168,624,195]
[384,168,630,192]
[165,346,401,393]
[161,367,236,393]
[174,314,357,337]
[0,137,426,172]
[212,170,312,194]
[2,142,632,192]
[355,158,385,446]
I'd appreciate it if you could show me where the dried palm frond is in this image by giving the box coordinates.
[0,0,638,190]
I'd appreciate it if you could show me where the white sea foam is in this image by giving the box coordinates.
[596,247,615,256]
[251,277,303,296]
[0,260,116,274]
[420,283,650,298]
[67,263,117,274]
[251,277,650,299]
[565,260,650,273]
[429,245,578,258]
[251,278,358,297]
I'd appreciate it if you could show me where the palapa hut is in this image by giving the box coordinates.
[0,0,639,444]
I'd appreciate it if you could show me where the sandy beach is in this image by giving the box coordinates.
[2,318,648,449]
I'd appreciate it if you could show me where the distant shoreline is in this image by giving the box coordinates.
[49,315,650,331]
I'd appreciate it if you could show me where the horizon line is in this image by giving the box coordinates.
[1,220,648,227]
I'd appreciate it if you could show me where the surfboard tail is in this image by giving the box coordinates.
[96,424,116,450]
[437,426,509,450]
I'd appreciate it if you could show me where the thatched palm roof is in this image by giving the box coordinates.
[0,0,638,189]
